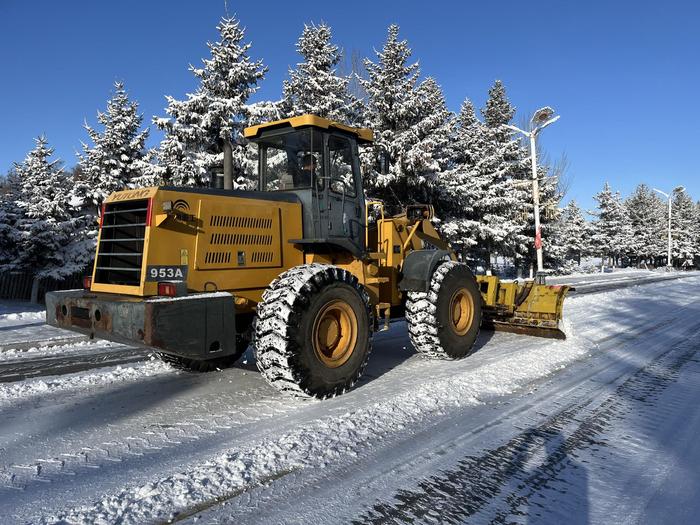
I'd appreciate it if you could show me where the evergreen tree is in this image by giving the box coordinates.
[150,17,267,188]
[74,81,149,213]
[405,76,454,202]
[437,99,483,257]
[590,182,632,267]
[671,190,697,266]
[0,169,21,268]
[559,200,593,264]
[482,80,515,129]
[694,200,700,266]
[282,23,358,123]
[12,137,83,279]
[625,184,665,266]
[472,80,530,266]
[361,25,452,209]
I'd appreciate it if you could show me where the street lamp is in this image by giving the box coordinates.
[653,186,685,269]
[505,107,561,275]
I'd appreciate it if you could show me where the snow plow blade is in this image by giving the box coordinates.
[475,276,573,340]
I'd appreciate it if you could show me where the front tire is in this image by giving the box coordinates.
[254,264,373,399]
[406,261,482,359]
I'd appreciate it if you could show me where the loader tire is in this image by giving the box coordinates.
[406,261,482,359]
[157,335,248,372]
[254,264,373,399]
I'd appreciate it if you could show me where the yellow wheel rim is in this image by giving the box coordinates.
[312,300,358,368]
[449,288,474,336]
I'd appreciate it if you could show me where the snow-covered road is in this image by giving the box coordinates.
[1,273,699,524]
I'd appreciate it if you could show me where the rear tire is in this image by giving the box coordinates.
[406,261,482,359]
[254,264,373,399]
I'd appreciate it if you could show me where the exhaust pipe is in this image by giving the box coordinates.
[223,139,233,190]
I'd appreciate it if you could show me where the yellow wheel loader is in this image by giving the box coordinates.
[46,115,571,398]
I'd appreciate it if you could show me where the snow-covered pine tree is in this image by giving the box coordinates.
[625,184,665,267]
[472,80,531,267]
[360,24,420,199]
[404,76,454,203]
[543,209,570,272]
[0,169,21,268]
[437,98,484,258]
[559,199,593,264]
[74,82,149,214]
[590,182,633,267]
[13,137,84,288]
[360,25,452,210]
[150,16,267,188]
[671,190,697,267]
[695,200,700,264]
[282,23,359,124]
[483,80,515,129]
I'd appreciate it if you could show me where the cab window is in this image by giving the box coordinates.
[259,128,324,191]
[328,135,356,197]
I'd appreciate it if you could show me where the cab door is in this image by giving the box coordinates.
[324,134,364,254]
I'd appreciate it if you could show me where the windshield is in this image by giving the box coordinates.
[259,128,324,191]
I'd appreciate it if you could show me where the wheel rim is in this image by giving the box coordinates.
[449,288,474,336]
[312,300,358,368]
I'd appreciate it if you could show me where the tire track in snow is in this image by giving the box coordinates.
[352,332,700,524]
[0,347,151,383]
[204,302,700,525]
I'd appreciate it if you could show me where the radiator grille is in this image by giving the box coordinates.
[210,232,273,246]
[204,251,232,265]
[94,199,149,286]
[198,206,281,269]
[210,216,272,229]
[251,251,274,264]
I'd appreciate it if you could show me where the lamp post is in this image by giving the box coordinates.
[505,107,560,275]
[653,186,685,269]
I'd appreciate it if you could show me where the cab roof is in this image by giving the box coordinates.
[243,114,373,144]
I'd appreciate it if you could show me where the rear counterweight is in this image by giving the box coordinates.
[46,290,237,359]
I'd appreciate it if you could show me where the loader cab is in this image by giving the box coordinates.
[244,115,373,257]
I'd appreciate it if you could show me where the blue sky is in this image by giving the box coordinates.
[1,0,698,212]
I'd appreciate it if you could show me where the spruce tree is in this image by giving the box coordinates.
[404,76,454,203]
[590,182,632,267]
[625,184,665,266]
[361,25,452,210]
[74,82,149,213]
[150,16,267,188]
[13,137,83,279]
[437,99,483,257]
[559,200,593,264]
[482,80,515,129]
[282,23,358,123]
[0,169,21,268]
[671,190,697,266]
[473,80,530,266]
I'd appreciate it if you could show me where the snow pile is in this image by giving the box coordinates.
[0,359,175,405]
[43,333,588,524]
[0,339,117,362]
[0,310,45,323]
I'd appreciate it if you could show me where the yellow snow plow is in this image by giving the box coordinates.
[476,276,572,340]
[47,114,572,399]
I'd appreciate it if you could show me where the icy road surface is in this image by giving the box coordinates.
[1,273,699,524]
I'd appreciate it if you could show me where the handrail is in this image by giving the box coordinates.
[365,200,385,254]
